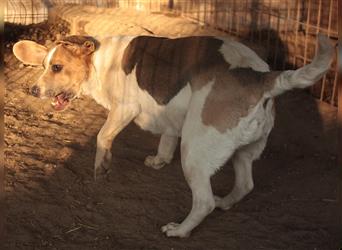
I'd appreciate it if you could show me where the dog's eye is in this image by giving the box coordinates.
[51,64,63,73]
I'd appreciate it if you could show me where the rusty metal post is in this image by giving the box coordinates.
[168,0,174,10]
[338,44,342,233]
[0,0,4,246]
[338,0,342,231]
[32,0,34,23]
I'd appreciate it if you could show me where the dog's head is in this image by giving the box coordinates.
[13,36,98,111]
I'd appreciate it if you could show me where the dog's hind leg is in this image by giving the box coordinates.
[144,134,178,169]
[95,103,140,180]
[214,136,268,210]
[161,134,236,237]
[161,105,238,237]
[162,146,212,237]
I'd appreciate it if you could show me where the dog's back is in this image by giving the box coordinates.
[121,36,227,104]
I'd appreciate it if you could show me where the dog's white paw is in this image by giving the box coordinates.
[161,222,190,238]
[214,195,233,211]
[94,150,112,180]
[144,155,167,170]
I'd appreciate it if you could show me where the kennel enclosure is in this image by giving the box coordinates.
[4,1,340,249]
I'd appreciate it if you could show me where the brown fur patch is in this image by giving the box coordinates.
[122,36,228,105]
[200,67,281,133]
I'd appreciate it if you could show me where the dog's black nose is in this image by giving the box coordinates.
[31,85,40,97]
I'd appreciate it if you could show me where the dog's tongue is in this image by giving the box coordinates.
[51,93,69,111]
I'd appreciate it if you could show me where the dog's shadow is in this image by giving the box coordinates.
[5,88,339,249]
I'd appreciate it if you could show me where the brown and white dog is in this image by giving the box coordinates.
[13,35,333,237]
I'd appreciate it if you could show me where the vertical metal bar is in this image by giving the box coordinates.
[222,0,226,31]
[339,71,342,175]
[5,0,9,22]
[327,0,334,35]
[208,0,211,25]
[282,0,290,69]
[231,0,235,34]
[331,60,338,104]
[315,0,322,51]
[319,0,333,101]
[320,73,328,102]
[293,0,301,68]
[272,0,281,68]
[245,0,249,36]
[303,0,311,65]
[212,0,215,26]
[208,0,210,25]
[266,0,272,64]
[227,1,232,33]
[204,0,207,25]
[337,37,342,173]
[236,0,240,36]
[197,0,200,22]
[258,2,262,43]
[250,0,255,42]
[267,0,272,45]
[17,0,21,24]
[190,0,194,19]
[31,0,34,23]
[314,0,324,99]
[214,0,218,28]
[183,0,186,15]
[20,1,26,24]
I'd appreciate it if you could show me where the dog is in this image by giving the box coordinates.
[13,34,333,237]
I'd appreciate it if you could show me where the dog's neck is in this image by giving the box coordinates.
[80,36,136,110]
[80,59,112,110]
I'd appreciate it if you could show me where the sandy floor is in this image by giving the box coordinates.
[4,9,341,250]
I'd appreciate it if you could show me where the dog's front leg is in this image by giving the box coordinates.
[144,134,178,170]
[95,103,140,180]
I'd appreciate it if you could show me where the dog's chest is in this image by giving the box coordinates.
[121,36,226,105]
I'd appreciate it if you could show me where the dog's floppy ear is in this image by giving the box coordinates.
[13,40,48,65]
[57,40,95,56]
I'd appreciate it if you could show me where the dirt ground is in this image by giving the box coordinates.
[4,13,341,250]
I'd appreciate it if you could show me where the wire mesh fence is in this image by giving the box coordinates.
[176,0,338,106]
[5,0,48,24]
[5,0,338,106]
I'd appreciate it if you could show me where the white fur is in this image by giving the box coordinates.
[82,36,138,110]
[45,46,57,66]
[218,37,270,72]
[36,46,57,97]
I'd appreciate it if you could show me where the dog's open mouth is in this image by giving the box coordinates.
[51,92,70,111]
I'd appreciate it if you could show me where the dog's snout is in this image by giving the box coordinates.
[31,85,40,97]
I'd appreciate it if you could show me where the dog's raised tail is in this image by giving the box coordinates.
[268,34,334,97]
